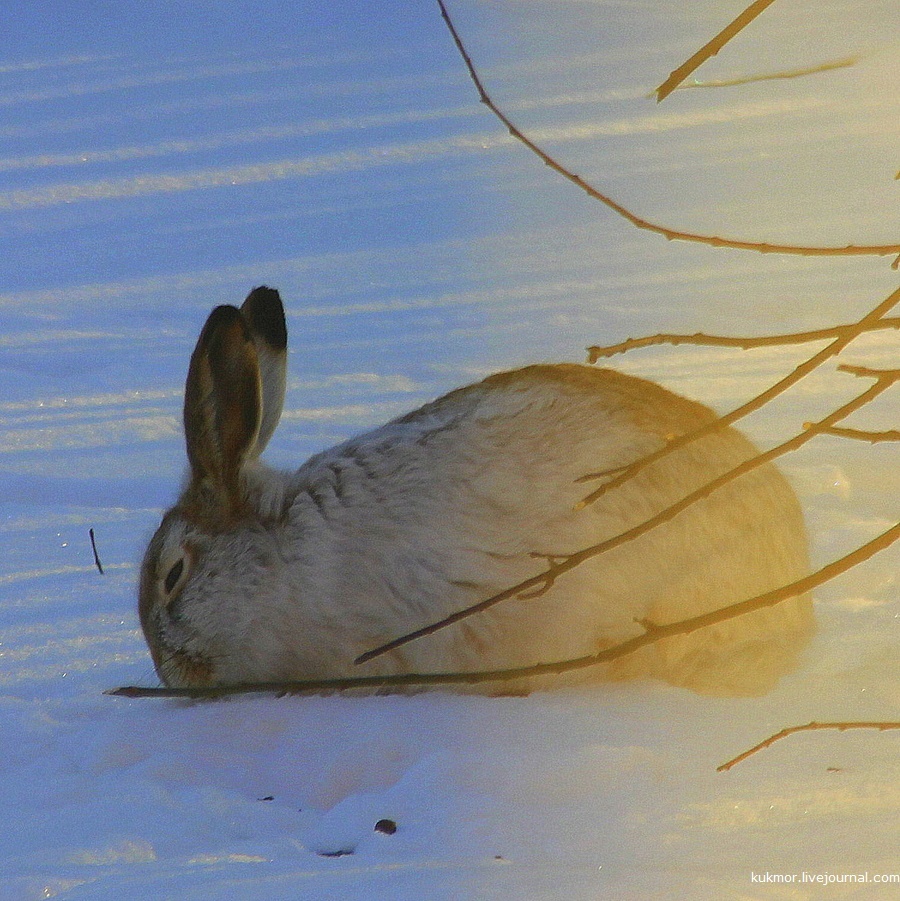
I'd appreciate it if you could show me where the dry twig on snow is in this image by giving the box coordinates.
[89,528,104,575]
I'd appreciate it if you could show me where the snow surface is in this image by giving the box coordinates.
[1,1,898,898]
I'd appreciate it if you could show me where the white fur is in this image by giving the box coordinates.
[139,292,813,696]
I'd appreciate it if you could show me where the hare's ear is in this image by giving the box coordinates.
[183,305,262,505]
[240,286,287,457]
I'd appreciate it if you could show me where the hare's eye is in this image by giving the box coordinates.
[163,558,185,596]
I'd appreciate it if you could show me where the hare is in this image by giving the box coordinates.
[139,287,813,696]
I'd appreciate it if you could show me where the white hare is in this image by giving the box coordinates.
[139,287,813,696]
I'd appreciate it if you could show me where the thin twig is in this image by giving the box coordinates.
[355,367,898,665]
[586,318,900,361]
[578,285,900,507]
[435,0,900,260]
[655,0,779,102]
[718,721,900,771]
[813,425,900,444]
[109,519,900,700]
[89,528,104,575]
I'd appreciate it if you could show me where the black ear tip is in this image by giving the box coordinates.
[247,285,280,301]
[242,286,287,351]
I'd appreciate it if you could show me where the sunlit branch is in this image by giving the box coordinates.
[110,519,900,700]
[718,721,900,772]
[578,286,900,507]
[813,424,900,444]
[435,0,900,260]
[655,0,779,102]
[354,366,898,665]
[586,318,900,361]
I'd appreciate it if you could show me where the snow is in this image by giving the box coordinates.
[1,1,898,898]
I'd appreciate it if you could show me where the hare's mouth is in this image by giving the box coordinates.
[159,647,215,688]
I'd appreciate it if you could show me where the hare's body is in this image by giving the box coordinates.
[140,289,813,696]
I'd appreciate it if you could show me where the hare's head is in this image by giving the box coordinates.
[139,287,288,687]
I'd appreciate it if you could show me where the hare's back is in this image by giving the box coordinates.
[303,362,786,552]
[393,363,732,480]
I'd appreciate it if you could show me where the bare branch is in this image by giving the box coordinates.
[354,367,898,665]
[655,0,779,102]
[718,721,900,772]
[435,0,900,260]
[109,519,900,700]
[587,318,900,362]
[578,285,900,507]
[839,363,900,379]
[813,424,900,444]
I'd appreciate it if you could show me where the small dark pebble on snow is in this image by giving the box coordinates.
[374,818,397,835]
